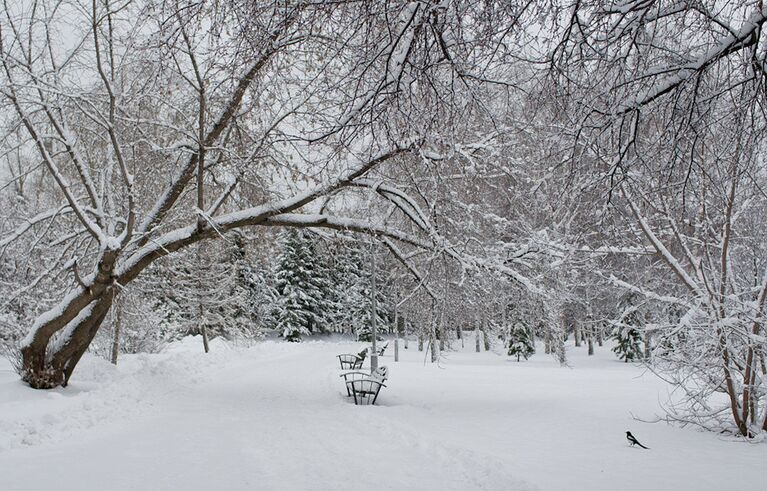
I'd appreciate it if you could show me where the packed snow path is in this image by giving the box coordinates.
[1,339,764,490]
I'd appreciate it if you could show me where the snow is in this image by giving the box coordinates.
[20,287,91,349]
[1,338,764,491]
[618,6,767,113]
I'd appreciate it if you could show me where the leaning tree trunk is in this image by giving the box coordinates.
[20,249,120,389]
[21,293,115,389]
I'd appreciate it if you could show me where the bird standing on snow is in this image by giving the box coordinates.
[626,431,649,449]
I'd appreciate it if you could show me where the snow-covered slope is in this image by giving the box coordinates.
[0,338,763,491]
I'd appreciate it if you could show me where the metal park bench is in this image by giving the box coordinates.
[366,342,389,357]
[337,349,367,370]
[339,366,389,405]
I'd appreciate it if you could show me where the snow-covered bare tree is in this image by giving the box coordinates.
[1,0,541,388]
[548,1,767,436]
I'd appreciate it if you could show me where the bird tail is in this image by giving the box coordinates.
[637,442,649,449]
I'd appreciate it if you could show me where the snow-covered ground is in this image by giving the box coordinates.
[0,338,764,491]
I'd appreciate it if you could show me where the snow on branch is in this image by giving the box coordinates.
[319,2,424,138]
[616,5,767,114]
[382,237,439,301]
[621,184,704,298]
[349,178,431,232]
[266,213,539,292]
[0,205,72,252]
[132,25,292,248]
[607,274,694,309]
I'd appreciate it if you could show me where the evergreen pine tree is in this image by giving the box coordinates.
[507,321,535,361]
[219,233,264,339]
[611,298,645,362]
[351,244,389,342]
[324,243,362,334]
[273,229,330,341]
[324,240,389,340]
[242,261,277,334]
[611,324,644,362]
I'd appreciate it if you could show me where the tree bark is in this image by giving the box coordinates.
[403,312,409,349]
[574,319,581,347]
[110,295,123,365]
[597,324,603,347]
[643,330,651,360]
[198,242,210,354]
[394,307,399,362]
[482,313,490,351]
[501,304,508,346]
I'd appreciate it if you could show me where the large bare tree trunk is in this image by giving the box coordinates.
[22,296,115,388]
[20,249,120,388]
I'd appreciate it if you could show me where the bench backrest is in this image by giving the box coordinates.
[371,366,388,383]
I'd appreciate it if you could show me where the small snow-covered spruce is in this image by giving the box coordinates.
[610,297,646,363]
[611,325,644,363]
[507,322,535,361]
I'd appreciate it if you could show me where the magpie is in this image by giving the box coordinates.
[626,431,649,449]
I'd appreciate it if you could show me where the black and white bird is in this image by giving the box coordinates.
[626,431,649,449]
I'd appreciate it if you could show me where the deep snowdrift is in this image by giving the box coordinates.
[0,338,764,490]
